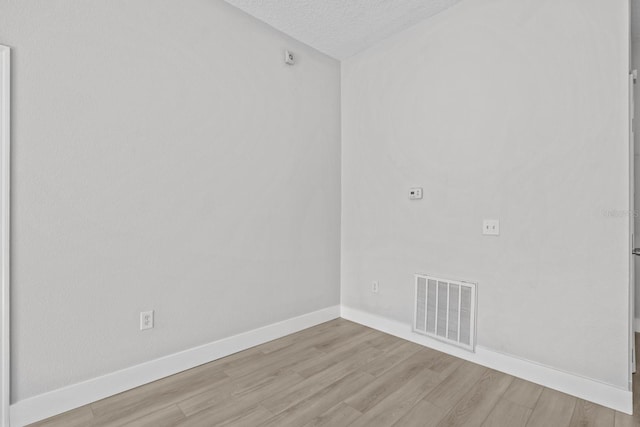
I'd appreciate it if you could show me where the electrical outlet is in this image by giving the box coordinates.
[482,219,500,236]
[409,188,423,200]
[372,281,379,294]
[140,310,154,331]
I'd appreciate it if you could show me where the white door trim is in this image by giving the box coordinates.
[0,45,10,427]
[631,68,637,387]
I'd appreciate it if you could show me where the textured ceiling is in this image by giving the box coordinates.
[223,0,463,59]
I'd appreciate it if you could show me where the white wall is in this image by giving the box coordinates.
[342,0,631,390]
[0,0,341,402]
[0,0,632,410]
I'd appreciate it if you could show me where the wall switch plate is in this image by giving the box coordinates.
[372,281,379,294]
[483,219,500,236]
[409,188,423,200]
[140,310,154,331]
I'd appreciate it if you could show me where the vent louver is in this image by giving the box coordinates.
[414,274,476,351]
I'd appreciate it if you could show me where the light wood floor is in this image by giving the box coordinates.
[31,319,640,427]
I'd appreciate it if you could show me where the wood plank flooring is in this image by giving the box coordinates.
[30,319,640,427]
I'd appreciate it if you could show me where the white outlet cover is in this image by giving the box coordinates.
[140,310,154,331]
[409,188,423,200]
[483,219,500,236]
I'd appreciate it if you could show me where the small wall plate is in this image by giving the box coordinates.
[409,188,423,200]
[285,50,295,65]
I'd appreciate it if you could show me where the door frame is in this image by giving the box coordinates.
[631,67,637,390]
[0,44,10,427]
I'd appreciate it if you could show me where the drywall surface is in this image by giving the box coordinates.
[0,0,341,402]
[342,0,631,389]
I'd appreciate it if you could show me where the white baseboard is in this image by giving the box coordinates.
[341,306,633,415]
[10,305,341,427]
[634,317,640,333]
[10,304,632,425]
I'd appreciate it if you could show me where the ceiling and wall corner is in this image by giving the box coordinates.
[223,0,464,59]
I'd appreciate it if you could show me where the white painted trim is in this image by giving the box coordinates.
[634,317,640,333]
[341,306,633,415]
[10,306,340,426]
[0,45,10,427]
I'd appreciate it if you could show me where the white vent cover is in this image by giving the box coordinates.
[414,274,477,352]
